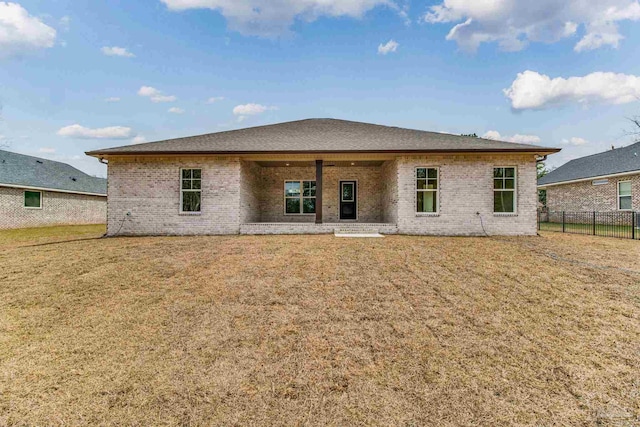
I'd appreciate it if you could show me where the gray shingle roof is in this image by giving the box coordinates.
[87,119,559,156]
[538,141,640,186]
[0,150,107,195]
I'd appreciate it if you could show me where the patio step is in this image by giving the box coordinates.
[333,228,381,234]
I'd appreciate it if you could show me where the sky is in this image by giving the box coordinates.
[1,0,640,178]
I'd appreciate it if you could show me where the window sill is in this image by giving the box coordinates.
[416,213,440,217]
[179,212,202,216]
[284,213,316,216]
[493,213,518,217]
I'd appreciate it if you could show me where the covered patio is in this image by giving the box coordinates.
[239,157,398,234]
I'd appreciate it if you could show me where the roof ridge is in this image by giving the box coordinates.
[563,141,640,163]
[0,149,99,178]
[88,118,552,156]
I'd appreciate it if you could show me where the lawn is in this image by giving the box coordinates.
[0,227,638,426]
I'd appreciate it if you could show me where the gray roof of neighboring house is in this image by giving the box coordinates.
[0,150,107,195]
[87,118,559,156]
[538,141,640,186]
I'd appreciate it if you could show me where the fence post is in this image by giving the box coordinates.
[633,212,636,240]
[562,211,565,233]
[593,211,596,236]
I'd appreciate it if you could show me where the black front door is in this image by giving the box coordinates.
[340,181,357,220]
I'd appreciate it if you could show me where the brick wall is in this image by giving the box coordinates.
[254,164,388,223]
[258,166,316,223]
[105,154,538,236]
[0,186,106,230]
[396,154,538,236]
[380,160,398,224]
[106,156,241,236]
[545,173,640,212]
[240,161,261,223]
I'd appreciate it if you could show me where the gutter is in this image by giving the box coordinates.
[87,148,562,157]
[0,183,107,197]
[537,169,640,188]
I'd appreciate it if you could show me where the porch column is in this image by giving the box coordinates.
[315,160,323,224]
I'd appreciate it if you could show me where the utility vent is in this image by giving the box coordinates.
[36,160,43,164]
[592,179,609,186]
[70,177,77,181]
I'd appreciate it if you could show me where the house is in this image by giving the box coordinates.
[86,119,559,236]
[538,142,640,212]
[0,150,107,229]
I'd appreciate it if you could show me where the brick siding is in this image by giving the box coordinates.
[106,156,241,236]
[396,154,538,236]
[249,164,391,223]
[0,186,106,230]
[105,154,539,236]
[545,173,640,212]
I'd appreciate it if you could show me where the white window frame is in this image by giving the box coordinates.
[493,166,518,215]
[284,180,316,215]
[617,180,632,211]
[415,166,439,215]
[180,168,202,214]
[24,190,42,210]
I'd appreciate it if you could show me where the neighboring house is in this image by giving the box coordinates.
[538,142,640,212]
[0,150,107,230]
[86,119,559,236]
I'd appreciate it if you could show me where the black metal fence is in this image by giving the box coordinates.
[538,210,639,240]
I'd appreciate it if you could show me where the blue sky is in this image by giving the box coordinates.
[1,0,640,177]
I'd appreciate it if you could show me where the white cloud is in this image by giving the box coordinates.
[138,86,161,97]
[483,130,541,144]
[105,97,121,102]
[378,39,399,55]
[561,137,589,146]
[232,103,278,116]
[160,0,393,37]
[0,2,57,57]
[207,96,225,103]
[137,86,177,103]
[132,136,147,144]
[101,46,135,57]
[38,147,56,153]
[168,107,185,114]
[59,15,71,32]
[57,124,134,139]
[504,70,640,110]
[424,0,640,52]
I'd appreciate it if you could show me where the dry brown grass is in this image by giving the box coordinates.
[0,224,106,249]
[0,228,638,426]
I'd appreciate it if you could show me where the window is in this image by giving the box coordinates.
[494,167,516,213]
[416,167,438,213]
[180,169,201,212]
[24,190,42,209]
[285,180,316,214]
[618,181,632,210]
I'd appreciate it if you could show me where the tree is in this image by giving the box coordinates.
[629,115,640,142]
[537,161,549,207]
[537,161,549,179]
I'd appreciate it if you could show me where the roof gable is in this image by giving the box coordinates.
[538,141,640,186]
[87,119,559,156]
[0,150,107,195]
